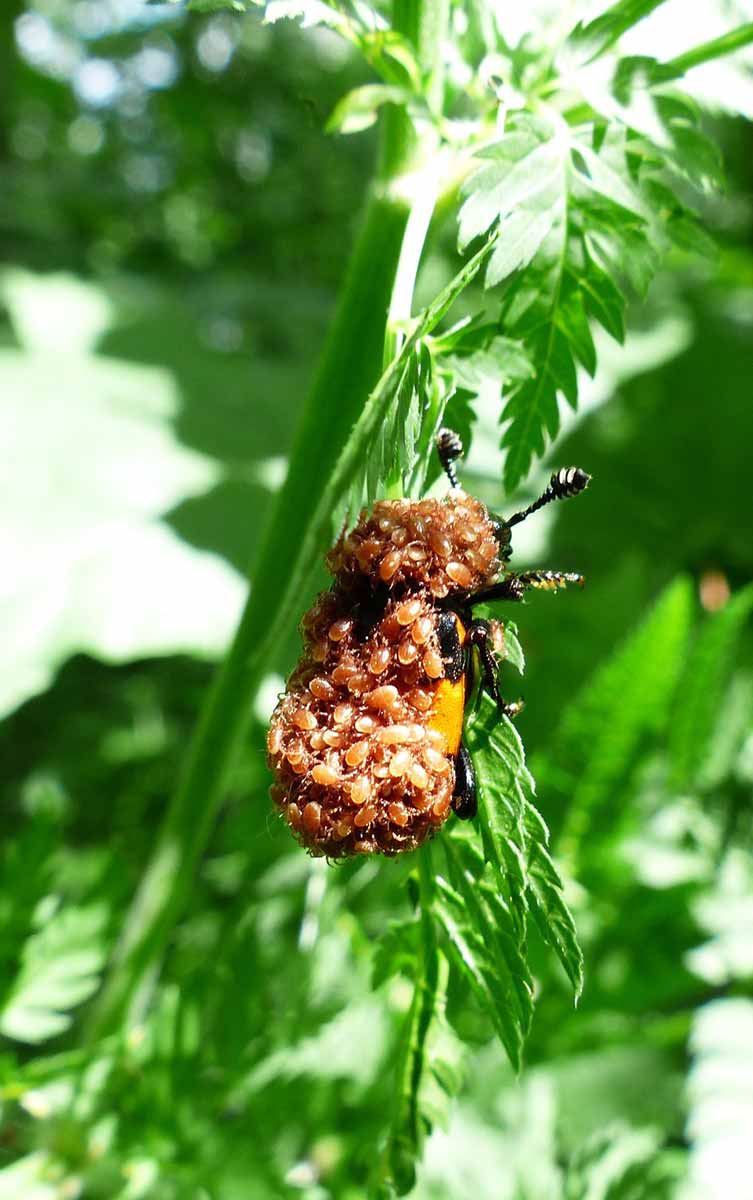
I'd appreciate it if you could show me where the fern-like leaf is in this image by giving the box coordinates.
[538,577,694,857]
[383,948,464,1196]
[669,585,753,791]
[1,904,108,1044]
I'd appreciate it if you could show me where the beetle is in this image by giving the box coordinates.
[266,429,590,857]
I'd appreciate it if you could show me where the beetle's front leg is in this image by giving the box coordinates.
[466,619,525,719]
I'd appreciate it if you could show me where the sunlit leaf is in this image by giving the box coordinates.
[0,274,245,718]
[1,905,108,1044]
[685,999,753,1200]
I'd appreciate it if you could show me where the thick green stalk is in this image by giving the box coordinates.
[87,192,412,1041]
[659,22,753,79]
[87,3,450,1042]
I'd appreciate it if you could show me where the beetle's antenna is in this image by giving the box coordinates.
[507,467,591,528]
[437,428,463,490]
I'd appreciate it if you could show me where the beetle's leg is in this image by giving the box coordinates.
[469,570,584,606]
[466,619,524,719]
[452,743,477,820]
[436,610,464,682]
[518,569,585,592]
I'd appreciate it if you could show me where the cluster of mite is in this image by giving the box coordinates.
[267,492,503,857]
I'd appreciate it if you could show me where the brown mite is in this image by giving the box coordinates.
[267,431,590,857]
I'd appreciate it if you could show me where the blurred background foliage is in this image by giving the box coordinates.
[1,1,753,1197]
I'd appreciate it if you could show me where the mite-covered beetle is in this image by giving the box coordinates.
[266,430,590,857]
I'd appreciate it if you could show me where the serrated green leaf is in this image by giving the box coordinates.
[383,947,463,1196]
[458,134,565,252]
[500,318,575,489]
[485,209,558,287]
[1,905,108,1044]
[542,578,694,856]
[577,252,626,341]
[567,0,671,64]
[665,213,717,259]
[669,586,753,791]
[503,621,526,676]
[465,693,582,997]
[330,238,495,535]
[465,700,529,902]
[555,277,597,376]
[571,138,649,220]
[525,810,584,998]
[433,865,531,1070]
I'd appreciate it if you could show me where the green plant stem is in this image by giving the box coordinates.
[384,152,443,367]
[87,1,450,1043]
[659,22,753,79]
[381,844,438,1193]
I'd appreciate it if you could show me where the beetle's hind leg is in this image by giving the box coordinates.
[452,743,477,820]
[466,619,524,719]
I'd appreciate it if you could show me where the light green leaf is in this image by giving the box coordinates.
[0,273,245,719]
[525,807,584,998]
[0,1154,60,1200]
[458,133,565,251]
[485,209,558,287]
[685,999,753,1200]
[571,138,649,219]
[1,905,108,1044]
[465,695,583,997]
[465,701,529,901]
[502,621,526,676]
[564,1123,664,1199]
[433,861,532,1070]
[384,952,464,1195]
[568,0,671,63]
[327,84,411,134]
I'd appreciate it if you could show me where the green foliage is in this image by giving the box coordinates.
[684,999,753,1200]
[1,905,108,1044]
[457,92,714,488]
[2,1,753,1197]
[669,584,753,790]
[539,577,694,854]
[0,272,245,718]
[383,948,465,1196]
